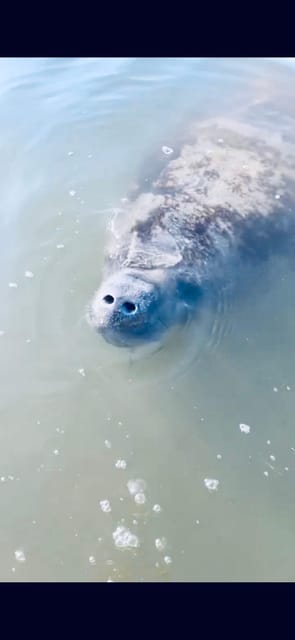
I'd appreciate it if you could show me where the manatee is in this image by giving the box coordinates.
[88,94,295,348]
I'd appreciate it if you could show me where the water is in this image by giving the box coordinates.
[1,57,295,581]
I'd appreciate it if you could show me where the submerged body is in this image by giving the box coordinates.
[89,107,295,347]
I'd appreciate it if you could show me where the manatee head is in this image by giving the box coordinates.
[88,267,202,348]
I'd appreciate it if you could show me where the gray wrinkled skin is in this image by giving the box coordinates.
[89,99,295,348]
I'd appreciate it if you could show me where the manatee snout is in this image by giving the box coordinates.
[88,268,189,347]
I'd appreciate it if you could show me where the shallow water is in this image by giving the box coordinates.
[1,57,295,581]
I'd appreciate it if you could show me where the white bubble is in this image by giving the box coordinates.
[267,440,271,445]
[285,467,289,471]
[115,459,127,470]
[69,190,76,197]
[24,270,34,278]
[218,138,224,143]
[78,368,86,377]
[56,244,65,249]
[112,526,139,549]
[275,194,281,200]
[239,423,251,434]
[196,519,200,525]
[263,471,269,477]
[270,455,276,462]
[26,338,31,343]
[216,454,222,460]
[152,504,162,513]
[53,449,59,456]
[14,550,26,563]
[204,478,219,492]
[89,556,96,565]
[127,478,146,495]
[161,145,174,155]
[104,440,112,449]
[155,537,167,552]
[1,476,6,482]
[286,386,291,391]
[134,492,146,505]
[88,154,93,159]
[99,499,111,513]
[68,151,74,156]
[0,330,5,336]
[9,282,18,288]
[164,555,172,565]
[273,387,278,392]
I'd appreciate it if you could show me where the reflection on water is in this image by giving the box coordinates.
[1,58,295,581]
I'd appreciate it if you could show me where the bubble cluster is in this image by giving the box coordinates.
[161,145,174,155]
[239,423,251,434]
[99,499,111,513]
[14,550,26,563]
[152,504,162,513]
[204,478,219,492]
[155,537,167,552]
[112,526,139,549]
[134,493,146,505]
[115,459,127,470]
[127,478,146,495]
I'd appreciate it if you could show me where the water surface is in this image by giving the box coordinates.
[1,57,295,581]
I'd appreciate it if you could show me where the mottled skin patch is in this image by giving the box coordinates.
[109,116,295,274]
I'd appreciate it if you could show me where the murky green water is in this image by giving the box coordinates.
[1,57,295,581]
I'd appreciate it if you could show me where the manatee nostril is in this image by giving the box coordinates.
[103,294,115,304]
[122,301,137,314]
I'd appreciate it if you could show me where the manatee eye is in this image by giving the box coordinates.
[103,295,115,304]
